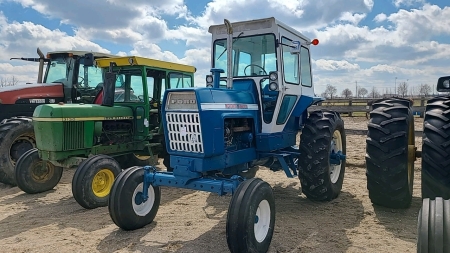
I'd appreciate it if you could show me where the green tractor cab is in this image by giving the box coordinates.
[14,56,196,209]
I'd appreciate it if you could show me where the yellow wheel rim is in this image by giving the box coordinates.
[134,154,151,161]
[91,169,115,198]
[407,116,415,192]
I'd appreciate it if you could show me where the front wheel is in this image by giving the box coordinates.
[72,155,122,209]
[15,148,63,194]
[226,178,275,253]
[298,110,346,201]
[108,166,161,231]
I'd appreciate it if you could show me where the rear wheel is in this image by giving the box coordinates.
[108,166,161,231]
[117,153,154,169]
[15,148,63,193]
[421,96,450,199]
[298,110,346,201]
[72,155,122,209]
[365,98,415,208]
[0,117,35,186]
[417,197,450,252]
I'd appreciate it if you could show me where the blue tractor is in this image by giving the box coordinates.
[107,17,347,252]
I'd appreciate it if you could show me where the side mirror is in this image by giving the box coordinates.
[437,76,450,92]
[84,53,95,67]
[290,41,301,55]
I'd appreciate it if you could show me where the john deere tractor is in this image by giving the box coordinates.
[365,77,450,252]
[0,48,116,186]
[14,56,196,210]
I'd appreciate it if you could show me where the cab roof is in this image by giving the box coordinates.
[47,50,117,58]
[95,56,196,73]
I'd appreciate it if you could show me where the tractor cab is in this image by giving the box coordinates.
[207,17,320,134]
[10,48,116,104]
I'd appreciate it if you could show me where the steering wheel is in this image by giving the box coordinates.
[78,76,85,85]
[244,64,267,76]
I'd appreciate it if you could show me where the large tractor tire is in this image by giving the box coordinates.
[422,96,450,199]
[365,97,415,208]
[0,117,36,186]
[298,110,346,201]
[116,153,154,169]
[417,197,450,252]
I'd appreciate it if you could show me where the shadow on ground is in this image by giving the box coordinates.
[96,181,364,253]
[372,196,422,244]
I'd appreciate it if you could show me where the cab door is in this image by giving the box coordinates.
[261,32,307,133]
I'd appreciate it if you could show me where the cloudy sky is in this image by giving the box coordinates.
[0,0,448,96]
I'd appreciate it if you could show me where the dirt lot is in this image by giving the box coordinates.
[0,117,423,253]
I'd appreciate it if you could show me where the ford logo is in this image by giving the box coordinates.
[171,99,197,104]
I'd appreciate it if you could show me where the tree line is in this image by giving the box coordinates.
[321,82,433,99]
[0,76,19,87]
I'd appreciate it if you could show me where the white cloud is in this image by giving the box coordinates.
[315,59,360,71]
[1,0,450,97]
[373,13,387,22]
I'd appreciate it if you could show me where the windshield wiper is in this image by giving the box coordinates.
[216,32,244,60]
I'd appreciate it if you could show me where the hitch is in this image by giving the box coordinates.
[330,151,346,165]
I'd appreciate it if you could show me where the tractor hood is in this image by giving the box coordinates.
[33,103,134,121]
[0,82,63,105]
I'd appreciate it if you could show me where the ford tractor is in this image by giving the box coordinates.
[108,17,347,252]
[365,77,450,251]
[0,48,116,186]
[14,56,196,210]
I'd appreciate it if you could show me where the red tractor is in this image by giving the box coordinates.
[0,48,116,186]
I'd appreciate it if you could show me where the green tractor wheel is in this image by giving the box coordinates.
[15,148,63,194]
[72,155,122,209]
[117,153,154,169]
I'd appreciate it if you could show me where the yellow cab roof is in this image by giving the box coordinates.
[95,56,196,73]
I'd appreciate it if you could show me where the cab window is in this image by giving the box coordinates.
[168,73,192,88]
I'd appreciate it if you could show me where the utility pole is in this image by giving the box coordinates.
[355,81,358,98]
[395,77,397,96]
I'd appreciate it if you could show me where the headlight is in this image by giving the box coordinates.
[269,72,278,81]
[269,82,278,91]
[206,75,213,83]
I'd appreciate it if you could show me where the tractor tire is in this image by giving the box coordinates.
[298,110,346,201]
[365,97,415,208]
[0,117,36,186]
[117,153,154,169]
[421,96,450,199]
[226,178,275,253]
[15,148,63,193]
[108,166,161,231]
[417,197,450,253]
[72,155,122,209]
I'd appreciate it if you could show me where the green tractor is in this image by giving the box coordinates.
[365,77,450,252]
[14,56,196,210]
[0,48,116,186]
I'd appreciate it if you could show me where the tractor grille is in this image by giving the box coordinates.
[63,121,84,150]
[166,112,203,153]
